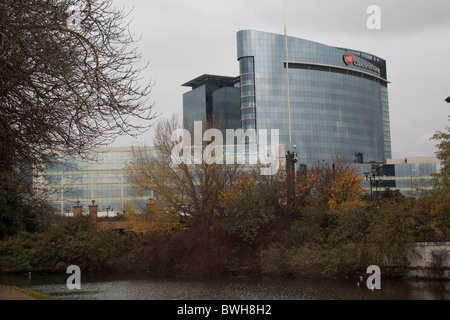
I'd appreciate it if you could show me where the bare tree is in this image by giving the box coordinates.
[0,0,156,165]
[125,115,240,223]
[0,0,157,234]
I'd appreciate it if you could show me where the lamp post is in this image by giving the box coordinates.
[445,96,450,103]
[364,169,380,201]
[364,170,375,201]
[285,145,298,204]
[364,168,384,200]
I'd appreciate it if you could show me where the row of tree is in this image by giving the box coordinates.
[125,115,450,240]
[118,115,450,277]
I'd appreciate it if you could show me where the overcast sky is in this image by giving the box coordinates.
[110,0,450,159]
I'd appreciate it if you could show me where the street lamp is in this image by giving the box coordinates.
[445,96,450,103]
[364,170,375,201]
[285,144,298,205]
[364,167,384,200]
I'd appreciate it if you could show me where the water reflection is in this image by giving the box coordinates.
[1,274,449,300]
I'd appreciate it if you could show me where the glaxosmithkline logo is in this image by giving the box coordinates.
[343,53,380,74]
[343,54,354,66]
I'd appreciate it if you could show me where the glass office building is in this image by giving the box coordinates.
[182,74,241,132]
[237,30,391,165]
[41,148,441,214]
[356,157,442,196]
[183,30,392,166]
[44,147,152,216]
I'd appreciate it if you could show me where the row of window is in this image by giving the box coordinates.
[239,57,257,131]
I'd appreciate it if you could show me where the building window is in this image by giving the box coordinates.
[239,57,256,131]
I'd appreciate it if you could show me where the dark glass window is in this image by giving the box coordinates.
[239,56,257,131]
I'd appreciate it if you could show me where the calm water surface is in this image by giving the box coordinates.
[1,273,450,300]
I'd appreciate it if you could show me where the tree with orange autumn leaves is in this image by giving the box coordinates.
[124,113,369,241]
[295,160,368,212]
[124,115,240,235]
[122,114,448,277]
[122,200,185,236]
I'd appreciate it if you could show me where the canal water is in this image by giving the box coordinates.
[1,273,450,300]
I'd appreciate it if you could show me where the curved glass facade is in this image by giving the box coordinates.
[237,30,391,165]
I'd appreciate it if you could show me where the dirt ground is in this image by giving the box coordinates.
[0,286,35,300]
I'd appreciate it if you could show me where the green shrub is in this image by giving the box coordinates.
[0,216,133,273]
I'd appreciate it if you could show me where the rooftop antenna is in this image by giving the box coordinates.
[284,0,292,153]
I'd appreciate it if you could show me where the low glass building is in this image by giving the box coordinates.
[356,157,442,197]
[44,147,151,216]
[41,148,441,215]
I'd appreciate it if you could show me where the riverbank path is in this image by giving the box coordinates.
[0,286,35,300]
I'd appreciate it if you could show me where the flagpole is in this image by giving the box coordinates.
[284,0,292,154]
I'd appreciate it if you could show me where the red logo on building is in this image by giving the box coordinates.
[343,54,354,66]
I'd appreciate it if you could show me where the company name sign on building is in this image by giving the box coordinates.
[343,54,381,74]
[171,121,280,175]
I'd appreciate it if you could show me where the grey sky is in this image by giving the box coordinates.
[110,0,450,159]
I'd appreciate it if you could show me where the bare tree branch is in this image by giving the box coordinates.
[0,0,157,165]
